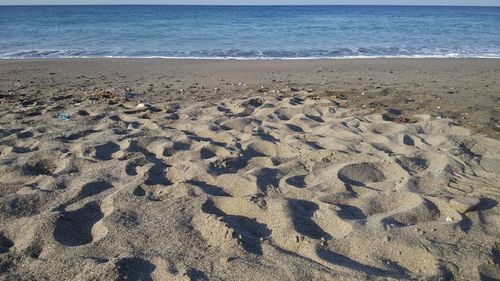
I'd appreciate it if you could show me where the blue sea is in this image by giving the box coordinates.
[0,5,499,59]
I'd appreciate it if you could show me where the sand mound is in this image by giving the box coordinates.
[0,92,499,280]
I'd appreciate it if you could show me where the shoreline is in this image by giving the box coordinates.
[2,58,499,139]
[2,57,500,60]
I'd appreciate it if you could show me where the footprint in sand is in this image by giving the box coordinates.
[337,162,386,187]
[0,233,14,254]
[288,199,331,240]
[352,191,445,228]
[333,204,367,220]
[53,201,107,247]
[0,128,23,139]
[285,175,307,188]
[162,141,191,157]
[144,163,172,186]
[199,147,216,159]
[57,180,114,210]
[185,180,231,197]
[23,159,57,176]
[315,246,412,279]
[242,97,265,108]
[11,142,40,154]
[289,97,305,106]
[395,155,429,174]
[220,117,261,132]
[403,134,415,146]
[285,124,305,133]
[15,130,34,139]
[115,257,156,281]
[94,141,120,161]
[255,168,283,193]
[274,107,295,121]
[208,157,248,176]
[201,199,271,255]
[185,268,210,281]
[78,180,113,199]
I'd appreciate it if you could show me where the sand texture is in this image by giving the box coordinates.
[0,59,499,280]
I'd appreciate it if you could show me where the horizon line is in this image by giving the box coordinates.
[1,4,499,7]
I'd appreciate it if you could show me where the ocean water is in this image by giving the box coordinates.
[0,5,499,59]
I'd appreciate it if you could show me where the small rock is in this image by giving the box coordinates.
[136,103,146,109]
[449,197,481,213]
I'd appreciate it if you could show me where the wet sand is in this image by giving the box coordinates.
[0,59,499,280]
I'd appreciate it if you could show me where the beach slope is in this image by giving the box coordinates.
[0,59,499,280]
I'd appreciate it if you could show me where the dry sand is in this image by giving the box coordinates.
[0,59,499,280]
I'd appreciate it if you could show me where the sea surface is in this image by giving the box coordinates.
[1,5,499,59]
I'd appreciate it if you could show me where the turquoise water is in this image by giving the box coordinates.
[0,5,499,59]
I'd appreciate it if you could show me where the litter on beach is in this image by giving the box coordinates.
[55,113,71,121]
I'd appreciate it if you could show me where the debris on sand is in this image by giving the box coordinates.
[91,88,121,100]
[55,113,71,121]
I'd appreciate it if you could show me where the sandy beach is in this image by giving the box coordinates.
[0,58,499,280]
